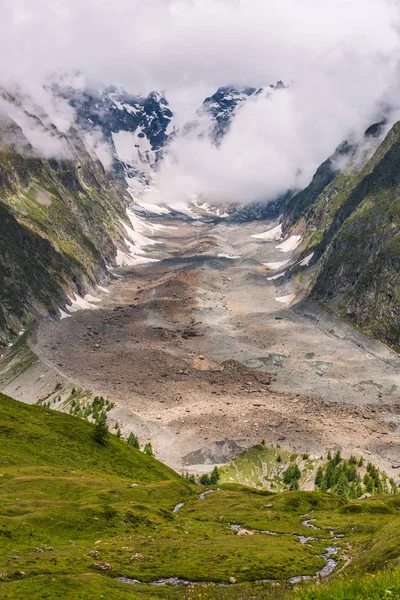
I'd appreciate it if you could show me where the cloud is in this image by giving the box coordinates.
[0,95,71,159]
[82,129,114,171]
[0,0,399,202]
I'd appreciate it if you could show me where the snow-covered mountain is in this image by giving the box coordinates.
[199,86,257,142]
[200,81,285,143]
[54,84,174,170]
[53,81,287,217]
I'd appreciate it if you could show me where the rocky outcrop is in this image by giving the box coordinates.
[0,95,129,346]
[284,120,400,351]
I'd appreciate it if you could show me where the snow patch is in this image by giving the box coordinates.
[84,294,101,304]
[276,293,296,306]
[165,117,175,136]
[97,286,110,294]
[116,248,158,267]
[267,271,286,281]
[122,222,158,249]
[134,199,171,215]
[193,200,229,218]
[252,224,282,241]
[217,253,240,259]
[276,235,302,253]
[112,129,156,169]
[126,179,171,215]
[59,309,71,320]
[126,208,166,234]
[263,259,290,270]
[299,252,314,267]
[67,293,97,312]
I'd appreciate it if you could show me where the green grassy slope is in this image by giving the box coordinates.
[0,393,399,599]
[219,444,320,491]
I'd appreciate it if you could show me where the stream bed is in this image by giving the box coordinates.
[117,495,343,588]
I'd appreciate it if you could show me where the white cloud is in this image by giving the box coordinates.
[0,96,71,159]
[82,129,114,171]
[0,0,399,201]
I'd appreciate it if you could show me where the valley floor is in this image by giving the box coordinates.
[2,214,400,476]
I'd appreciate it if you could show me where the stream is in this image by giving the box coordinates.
[117,494,343,588]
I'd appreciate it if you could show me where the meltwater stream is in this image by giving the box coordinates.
[118,495,341,588]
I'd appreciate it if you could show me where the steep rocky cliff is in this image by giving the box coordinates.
[284,120,400,351]
[0,94,129,347]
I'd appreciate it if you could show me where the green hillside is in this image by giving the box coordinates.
[283,121,400,351]
[0,393,400,599]
[0,99,128,346]
[219,444,397,498]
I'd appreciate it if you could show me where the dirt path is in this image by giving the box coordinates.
[4,214,400,475]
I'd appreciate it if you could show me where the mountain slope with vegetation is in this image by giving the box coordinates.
[0,393,399,599]
[283,120,400,351]
[0,93,130,347]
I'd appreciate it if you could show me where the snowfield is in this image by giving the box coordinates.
[276,235,302,252]
[112,129,156,168]
[267,271,286,281]
[263,259,290,270]
[252,224,282,241]
[276,293,297,305]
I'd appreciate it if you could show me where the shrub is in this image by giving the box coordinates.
[127,433,140,449]
[143,442,154,457]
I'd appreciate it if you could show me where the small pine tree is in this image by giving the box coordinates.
[143,442,154,457]
[319,477,328,492]
[334,471,350,498]
[200,474,210,486]
[127,433,140,449]
[364,473,374,493]
[315,466,324,487]
[185,473,196,484]
[92,418,108,446]
[283,464,301,487]
[276,454,282,463]
[209,466,220,484]
[347,465,358,482]
[358,456,364,468]
[333,450,342,466]
[355,482,363,498]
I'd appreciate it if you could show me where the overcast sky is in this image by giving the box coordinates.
[1,0,400,204]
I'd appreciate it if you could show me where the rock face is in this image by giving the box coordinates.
[182,440,244,466]
[1,81,268,344]
[284,119,400,351]
[201,86,257,142]
[54,84,174,168]
[228,190,293,223]
[0,92,129,345]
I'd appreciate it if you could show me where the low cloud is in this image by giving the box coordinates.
[82,129,114,171]
[0,0,399,202]
[0,95,71,159]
